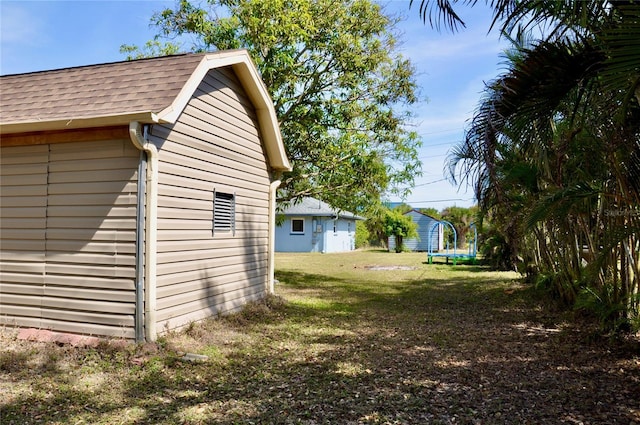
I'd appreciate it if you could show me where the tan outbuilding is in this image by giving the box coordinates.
[0,50,291,341]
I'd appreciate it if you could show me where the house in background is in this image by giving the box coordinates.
[275,197,363,253]
[0,50,291,342]
[388,209,444,252]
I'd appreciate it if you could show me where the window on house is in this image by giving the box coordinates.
[291,218,304,234]
[213,190,235,235]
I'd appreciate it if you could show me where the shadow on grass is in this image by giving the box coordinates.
[277,270,346,289]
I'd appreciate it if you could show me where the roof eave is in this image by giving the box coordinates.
[0,111,161,135]
[282,212,364,220]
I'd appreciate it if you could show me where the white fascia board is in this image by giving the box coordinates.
[0,112,160,135]
[156,50,292,172]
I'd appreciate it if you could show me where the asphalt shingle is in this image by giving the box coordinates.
[0,54,207,124]
[280,197,362,220]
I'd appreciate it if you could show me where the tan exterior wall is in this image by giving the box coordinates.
[0,138,139,338]
[149,67,272,333]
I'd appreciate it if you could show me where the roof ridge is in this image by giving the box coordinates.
[279,196,363,219]
[0,52,208,78]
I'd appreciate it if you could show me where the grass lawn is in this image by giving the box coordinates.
[1,250,639,424]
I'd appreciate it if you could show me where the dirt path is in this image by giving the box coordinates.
[271,253,640,424]
[340,278,640,424]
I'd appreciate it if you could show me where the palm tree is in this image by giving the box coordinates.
[415,0,640,330]
[411,0,640,104]
[441,206,477,249]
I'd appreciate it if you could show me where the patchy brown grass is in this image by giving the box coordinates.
[1,251,639,424]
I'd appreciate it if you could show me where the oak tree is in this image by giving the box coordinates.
[384,209,418,253]
[128,0,423,214]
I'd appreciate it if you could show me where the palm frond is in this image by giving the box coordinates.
[410,0,478,32]
[598,3,640,113]
[493,0,617,41]
[524,182,600,230]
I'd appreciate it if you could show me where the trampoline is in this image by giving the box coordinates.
[426,220,477,265]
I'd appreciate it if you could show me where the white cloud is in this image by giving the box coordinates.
[414,67,502,138]
[402,28,503,64]
[0,3,46,47]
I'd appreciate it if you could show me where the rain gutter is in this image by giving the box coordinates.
[134,149,147,342]
[267,174,282,294]
[129,121,159,342]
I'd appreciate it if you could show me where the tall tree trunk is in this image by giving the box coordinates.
[395,235,404,253]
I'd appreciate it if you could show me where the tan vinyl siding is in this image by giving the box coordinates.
[150,67,272,333]
[0,158,49,241]
[0,146,48,312]
[155,260,267,286]
[0,138,139,339]
[44,140,138,338]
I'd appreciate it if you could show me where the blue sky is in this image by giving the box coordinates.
[1,0,509,211]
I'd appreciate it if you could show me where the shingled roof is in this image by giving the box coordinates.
[0,50,291,171]
[280,197,364,220]
[0,54,205,126]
